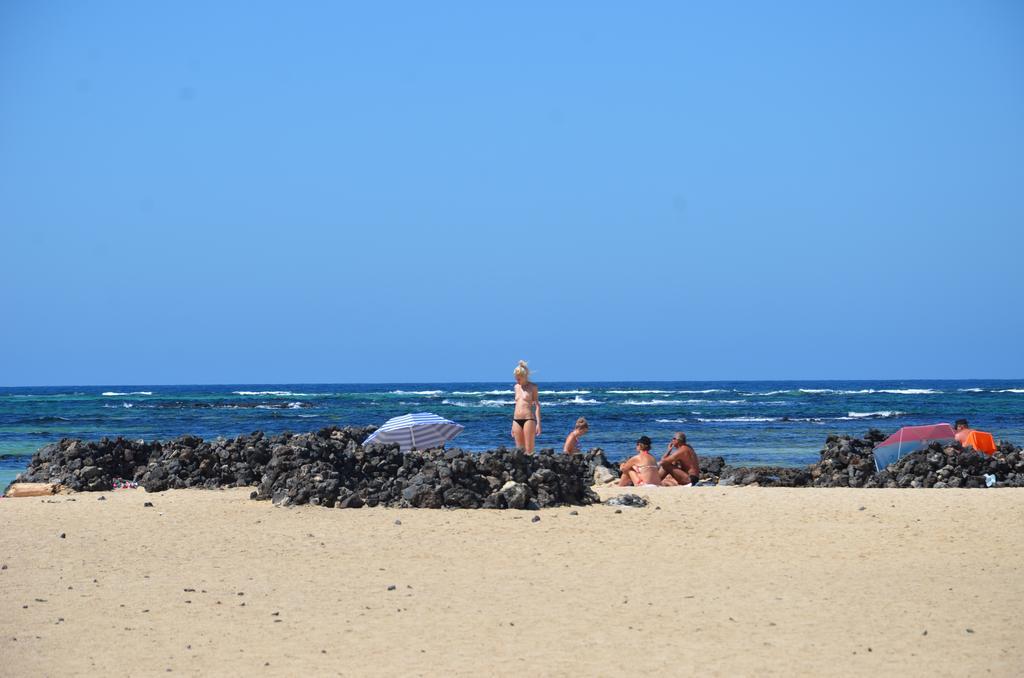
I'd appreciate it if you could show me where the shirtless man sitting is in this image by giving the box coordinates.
[618,436,662,487]
[659,432,701,486]
[954,419,974,446]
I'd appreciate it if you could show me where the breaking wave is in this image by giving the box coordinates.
[255,402,310,410]
[557,396,601,405]
[233,391,311,397]
[842,411,905,419]
[450,390,511,396]
[442,399,513,408]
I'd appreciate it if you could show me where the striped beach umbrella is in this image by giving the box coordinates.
[363,412,464,453]
[873,423,956,471]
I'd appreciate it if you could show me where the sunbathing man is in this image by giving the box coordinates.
[660,432,701,486]
[954,419,974,446]
[618,436,662,487]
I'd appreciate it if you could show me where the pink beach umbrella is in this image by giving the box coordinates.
[873,423,956,471]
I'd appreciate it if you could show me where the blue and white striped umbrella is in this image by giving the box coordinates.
[363,412,464,452]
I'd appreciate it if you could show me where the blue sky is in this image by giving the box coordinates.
[1,1,1022,385]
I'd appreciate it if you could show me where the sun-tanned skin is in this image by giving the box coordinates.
[563,425,587,454]
[619,440,662,486]
[511,373,541,454]
[954,419,973,446]
[660,432,700,486]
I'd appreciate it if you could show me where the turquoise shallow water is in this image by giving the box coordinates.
[2,380,1023,487]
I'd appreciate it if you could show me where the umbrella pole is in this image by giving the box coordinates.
[410,427,417,452]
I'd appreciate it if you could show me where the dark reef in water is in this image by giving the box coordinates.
[9,427,1024,506]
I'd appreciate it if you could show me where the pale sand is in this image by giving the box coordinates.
[2,486,1022,677]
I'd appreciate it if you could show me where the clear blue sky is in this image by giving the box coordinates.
[1,1,1022,385]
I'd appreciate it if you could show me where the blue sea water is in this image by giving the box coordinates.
[2,380,1023,488]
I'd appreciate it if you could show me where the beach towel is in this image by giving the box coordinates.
[962,430,997,455]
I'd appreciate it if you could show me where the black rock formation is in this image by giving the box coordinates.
[14,426,601,509]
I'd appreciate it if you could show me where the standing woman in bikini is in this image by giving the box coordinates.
[511,360,541,454]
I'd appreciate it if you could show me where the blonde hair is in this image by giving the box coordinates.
[513,360,530,379]
[575,417,589,431]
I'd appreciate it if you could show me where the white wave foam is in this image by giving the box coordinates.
[958,388,985,392]
[607,389,675,395]
[233,390,310,396]
[997,389,1024,394]
[741,390,791,396]
[102,391,153,396]
[623,399,689,406]
[843,411,905,419]
[558,396,601,405]
[655,418,688,423]
[697,416,778,423]
[442,399,513,408]
[540,390,591,395]
[122,402,134,408]
[450,390,511,396]
[676,389,729,394]
[796,388,938,395]
[388,390,444,395]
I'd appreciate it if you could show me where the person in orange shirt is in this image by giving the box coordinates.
[954,419,974,445]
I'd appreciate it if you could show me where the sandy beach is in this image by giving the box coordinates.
[2,486,1022,677]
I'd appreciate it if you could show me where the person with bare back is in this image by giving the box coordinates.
[618,436,662,487]
[563,417,589,454]
[511,360,541,454]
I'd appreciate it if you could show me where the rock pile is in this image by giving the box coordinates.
[808,431,1024,488]
[605,494,648,508]
[13,427,601,509]
[254,443,600,509]
[15,427,373,493]
[718,466,811,487]
[13,427,1023,498]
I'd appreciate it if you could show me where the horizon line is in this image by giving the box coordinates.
[2,377,1023,389]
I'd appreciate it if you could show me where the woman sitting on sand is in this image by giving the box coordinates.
[563,417,589,454]
[618,436,662,487]
[511,360,541,454]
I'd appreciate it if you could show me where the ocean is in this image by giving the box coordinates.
[2,380,1023,488]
